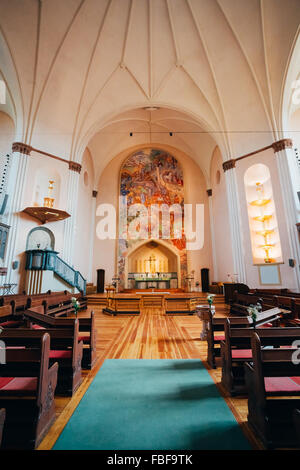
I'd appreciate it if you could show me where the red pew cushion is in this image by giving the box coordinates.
[0,377,37,391]
[231,349,252,359]
[78,335,90,342]
[214,334,225,341]
[49,350,72,359]
[265,376,300,393]
[32,324,46,330]
[0,321,22,328]
[257,322,273,328]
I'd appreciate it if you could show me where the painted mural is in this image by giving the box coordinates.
[118,148,187,287]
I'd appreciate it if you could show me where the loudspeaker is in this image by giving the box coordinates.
[201,268,209,293]
[97,269,105,293]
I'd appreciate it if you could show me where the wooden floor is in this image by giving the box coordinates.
[38,302,263,450]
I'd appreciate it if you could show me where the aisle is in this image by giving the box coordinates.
[53,359,251,450]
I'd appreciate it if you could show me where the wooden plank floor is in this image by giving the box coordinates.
[38,303,263,450]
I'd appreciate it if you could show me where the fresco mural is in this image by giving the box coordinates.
[118,148,187,288]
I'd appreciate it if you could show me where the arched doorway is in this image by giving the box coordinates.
[124,239,181,289]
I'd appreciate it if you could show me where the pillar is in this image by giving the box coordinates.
[4,142,31,284]
[88,190,98,282]
[273,139,300,290]
[223,159,247,284]
[62,161,81,265]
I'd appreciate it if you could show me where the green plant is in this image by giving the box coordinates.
[71,297,80,317]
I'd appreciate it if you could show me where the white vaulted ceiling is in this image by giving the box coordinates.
[0,0,299,176]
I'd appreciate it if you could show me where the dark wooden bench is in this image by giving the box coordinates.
[0,409,5,448]
[0,304,24,328]
[230,293,264,316]
[220,316,294,396]
[207,308,282,369]
[245,331,300,449]
[24,307,97,369]
[0,333,58,449]
[43,294,75,317]
[0,321,83,396]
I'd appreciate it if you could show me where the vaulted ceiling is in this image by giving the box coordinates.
[0,0,299,178]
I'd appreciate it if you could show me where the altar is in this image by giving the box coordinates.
[128,272,178,290]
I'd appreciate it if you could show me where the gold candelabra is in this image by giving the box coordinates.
[43,180,55,208]
[251,182,275,263]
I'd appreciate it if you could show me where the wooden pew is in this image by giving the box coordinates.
[250,288,300,299]
[0,333,58,449]
[0,321,83,396]
[43,294,75,317]
[207,308,282,369]
[0,305,24,328]
[245,332,300,449]
[0,409,5,448]
[24,307,97,369]
[220,316,292,396]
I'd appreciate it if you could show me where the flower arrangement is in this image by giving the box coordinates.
[207,294,216,307]
[247,303,262,325]
[71,297,80,317]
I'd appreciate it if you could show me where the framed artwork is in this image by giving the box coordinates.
[258,264,281,285]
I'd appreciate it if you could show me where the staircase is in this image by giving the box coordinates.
[25,249,86,295]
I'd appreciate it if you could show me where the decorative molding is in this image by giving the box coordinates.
[272,139,293,153]
[206,189,212,197]
[12,142,32,155]
[222,159,236,172]
[222,138,294,171]
[68,161,82,173]
[92,190,98,198]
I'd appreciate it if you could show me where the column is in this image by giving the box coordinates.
[273,139,300,290]
[62,161,81,265]
[223,160,247,284]
[207,189,218,281]
[88,190,97,282]
[4,142,31,284]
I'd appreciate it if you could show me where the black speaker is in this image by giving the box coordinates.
[201,268,209,293]
[97,269,105,293]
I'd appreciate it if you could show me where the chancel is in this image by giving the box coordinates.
[0,0,300,452]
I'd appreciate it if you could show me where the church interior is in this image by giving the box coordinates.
[0,0,300,452]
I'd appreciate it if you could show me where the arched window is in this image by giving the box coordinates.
[26,227,55,251]
[244,164,282,265]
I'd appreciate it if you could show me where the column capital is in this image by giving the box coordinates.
[92,190,98,198]
[206,189,212,197]
[68,161,82,173]
[12,142,32,155]
[272,138,293,153]
[222,159,236,172]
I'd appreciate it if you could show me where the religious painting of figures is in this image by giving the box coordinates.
[118,148,187,288]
